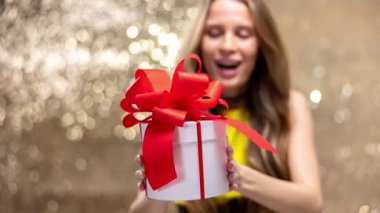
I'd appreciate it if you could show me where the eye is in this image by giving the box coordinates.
[236,27,254,39]
[205,26,224,38]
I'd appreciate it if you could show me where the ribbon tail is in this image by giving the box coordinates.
[143,122,177,190]
[196,121,205,199]
[186,110,277,154]
[224,118,278,154]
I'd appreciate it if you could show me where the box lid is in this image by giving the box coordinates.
[140,120,226,144]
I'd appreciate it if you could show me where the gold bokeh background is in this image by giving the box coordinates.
[0,0,379,212]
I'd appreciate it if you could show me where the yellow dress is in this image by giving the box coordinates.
[177,108,250,204]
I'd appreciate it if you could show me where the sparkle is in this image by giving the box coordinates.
[359,205,370,213]
[123,128,136,141]
[148,23,161,36]
[66,125,83,141]
[82,96,94,109]
[126,25,139,39]
[309,89,322,104]
[75,110,88,123]
[114,125,125,138]
[84,117,96,130]
[150,48,163,61]
[61,112,75,127]
[342,83,353,97]
[129,41,141,54]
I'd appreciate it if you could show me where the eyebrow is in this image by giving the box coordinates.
[205,24,254,29]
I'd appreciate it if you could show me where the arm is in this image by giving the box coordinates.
[128,155,172,213]
[228,91,323,213]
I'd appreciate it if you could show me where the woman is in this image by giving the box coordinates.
[129,0,323,212]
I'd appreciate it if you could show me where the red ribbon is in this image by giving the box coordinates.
[196,121,205,199]
[120,54,277,190]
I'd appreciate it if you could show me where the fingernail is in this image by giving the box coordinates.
[135,170,142,179]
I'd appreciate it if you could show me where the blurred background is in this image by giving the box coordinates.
[0,0,379,212]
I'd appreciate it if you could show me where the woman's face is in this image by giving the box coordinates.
[201,0,258,98]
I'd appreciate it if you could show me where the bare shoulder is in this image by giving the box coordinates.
[288,90,312,126]
[289,90,308,110]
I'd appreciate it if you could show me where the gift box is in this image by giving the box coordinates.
[141,120,229,201]
[120,54,277,201]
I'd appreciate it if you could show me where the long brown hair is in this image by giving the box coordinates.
[179,0,291,212]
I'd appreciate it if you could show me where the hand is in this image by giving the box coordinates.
[226,144,241,191]
[130,154,170,213]
[135,154,146,191]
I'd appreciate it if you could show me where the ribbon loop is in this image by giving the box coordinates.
[135,92,166,110]
[135,69,171,92]
[170,72,209,108]
[174,53,203,73]
[122,113,140,128]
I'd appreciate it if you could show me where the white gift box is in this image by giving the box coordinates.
[140,120,229,201]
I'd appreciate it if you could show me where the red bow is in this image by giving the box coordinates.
[120,54,277,190]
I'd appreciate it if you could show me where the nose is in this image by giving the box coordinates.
[220,33,237,55]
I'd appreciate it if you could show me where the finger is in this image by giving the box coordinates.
[227,152,234,161]
[135,170,145,181]
[227,161,235,172]
[229,183,239,191]
[226,145,234,160]
[135,154,143,167]
[228,172,238,182]
[226,144,234,154]
[138,180,146,191]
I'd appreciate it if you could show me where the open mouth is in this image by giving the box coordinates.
[216,60,241,69]
[215,59,241,78]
